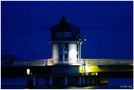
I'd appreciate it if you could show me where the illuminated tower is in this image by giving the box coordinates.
[50,16,84,65]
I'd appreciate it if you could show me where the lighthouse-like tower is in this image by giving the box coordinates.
[50,16,84,65]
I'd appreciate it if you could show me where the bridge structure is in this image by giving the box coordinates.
[1,17,133,88]
[2,59,133,66]
[2,59,133,74]
[2,59,133,88]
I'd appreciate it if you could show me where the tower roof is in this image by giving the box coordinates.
[50,16,81,41]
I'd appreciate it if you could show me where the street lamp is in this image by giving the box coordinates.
[27,68,30,75]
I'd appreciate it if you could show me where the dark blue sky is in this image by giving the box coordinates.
[1,1,133,60]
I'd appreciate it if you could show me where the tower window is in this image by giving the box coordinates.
[64,43,68,49]
[65,54,68,61]
[77,44,79,51]
[57,32,63,38]
[64,32,72,38]
[77,54,79,58]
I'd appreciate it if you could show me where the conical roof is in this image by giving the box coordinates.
[50,16,81,41]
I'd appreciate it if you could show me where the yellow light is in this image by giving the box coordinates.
[26,68,30,75]
[79,65,83,73]
[85,65,90,73]
[79,65,90,73]
[79,65,101,73]
[95,72,98,76]
[91,72,98,76]
[89,66,101,72]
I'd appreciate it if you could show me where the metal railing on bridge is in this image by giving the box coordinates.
[83,59,133,65]
[1,59,133,66]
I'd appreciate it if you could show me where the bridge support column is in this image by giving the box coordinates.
[35,77,39,87]
[27,74,34,89]
[82,76,85,85]
[65,77,68,86]
[50,77,52,86]
[79,77,81,85]
[87,77,89,85]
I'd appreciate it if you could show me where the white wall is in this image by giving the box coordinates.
[52,43,79,65]
[52,44,59,64]
[68,43,77,64]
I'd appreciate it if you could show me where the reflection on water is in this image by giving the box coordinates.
[1,78,133,89]
[108,78,133,86]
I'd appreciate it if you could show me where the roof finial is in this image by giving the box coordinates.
[61,16,65,20]
[60,16,66,24]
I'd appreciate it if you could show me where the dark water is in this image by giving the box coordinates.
[1,78,133,89]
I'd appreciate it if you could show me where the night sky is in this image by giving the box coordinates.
[1,1,133,60]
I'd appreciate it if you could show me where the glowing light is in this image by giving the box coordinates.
[26,68,30,75]
[89,66,101,72]
[95,72,98,75]
[79,65,90,73]
[85,65,90,73]
[91,72,98,76]
[79,65,101,73]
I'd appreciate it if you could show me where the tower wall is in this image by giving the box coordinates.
[52,43,59,64]
[50,17,83,65]
[68,43,77,64]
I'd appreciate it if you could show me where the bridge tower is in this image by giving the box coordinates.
[50,16,84,65]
